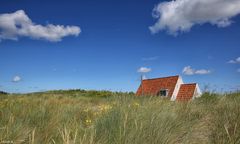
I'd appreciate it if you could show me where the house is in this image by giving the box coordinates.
[136,75,201,101]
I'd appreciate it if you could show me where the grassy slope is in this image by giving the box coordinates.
[0,90,240,144]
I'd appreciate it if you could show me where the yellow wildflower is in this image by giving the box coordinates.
[99,104,112,112]
[133,102,140,107]
[85,119,92,125]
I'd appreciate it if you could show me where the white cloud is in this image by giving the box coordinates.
[195,69,211,75]
[137,67,151,73]
[228,57,240,64]
[182,66,194,75]
[12,75,21,82]
[182,66,211,75]
[142,56,159,61]
[0,10,81,42]
[237,68,240,73]
[149,0,240,35]
[142,75,147,80]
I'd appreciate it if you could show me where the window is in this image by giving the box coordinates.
[158,89,168,97]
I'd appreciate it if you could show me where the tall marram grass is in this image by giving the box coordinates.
[0,90,240,144]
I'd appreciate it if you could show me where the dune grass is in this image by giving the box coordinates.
[0,90,240,144]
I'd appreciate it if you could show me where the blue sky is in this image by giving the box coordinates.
[0,0,240,93]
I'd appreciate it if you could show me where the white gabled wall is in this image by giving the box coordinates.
[192,84,202,100]
[170,76,184,101]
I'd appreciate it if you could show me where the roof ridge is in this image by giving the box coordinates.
[143,75,179,81]
[181,83,197,85]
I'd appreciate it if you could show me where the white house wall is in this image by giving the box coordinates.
[171,76,184,101]
[193,84,202,99]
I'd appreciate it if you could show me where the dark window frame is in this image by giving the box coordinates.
[158,89,168,97]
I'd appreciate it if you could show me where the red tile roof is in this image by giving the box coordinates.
[136,75,179,97]
[176,83,196,101]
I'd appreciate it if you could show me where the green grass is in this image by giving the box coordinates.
[0,90,240,144]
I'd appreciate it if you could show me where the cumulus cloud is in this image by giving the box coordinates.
[149,0,240,35]
[0,10,81,42]
[228,57,240,64]
[137,67,152,73]
[141,75,147,80]
[182,66,211,75]
[142,56,159,61]
[12,75,21,82]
